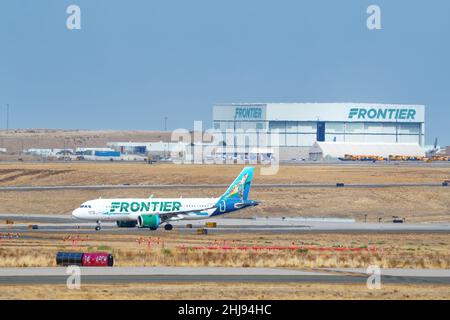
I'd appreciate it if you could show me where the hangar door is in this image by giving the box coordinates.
[316,122,325,142]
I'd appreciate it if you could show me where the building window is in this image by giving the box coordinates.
[325,122,345,134]
[269,121,286,132]
[286,122,298,133]
[397,123,420,134]
[298,122,316,133]
[345,122,364,133]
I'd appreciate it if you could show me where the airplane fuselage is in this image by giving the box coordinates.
[72,198,221,222]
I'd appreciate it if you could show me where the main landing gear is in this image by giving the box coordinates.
[164,223,173,231]
[95,220,102,231]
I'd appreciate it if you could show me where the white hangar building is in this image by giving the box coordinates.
[212,103,425,160]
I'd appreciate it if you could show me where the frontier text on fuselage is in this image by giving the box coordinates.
[109,201,182,213]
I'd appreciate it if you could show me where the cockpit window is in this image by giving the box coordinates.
[80,205,92,208]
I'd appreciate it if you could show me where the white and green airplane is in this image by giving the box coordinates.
[72,167,258,231]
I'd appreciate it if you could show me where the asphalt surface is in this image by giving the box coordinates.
[1,214,449,233]
[0,267,448,285]
[0,182,448,191]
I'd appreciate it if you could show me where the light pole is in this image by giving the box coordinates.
[164,116,168,158]
[6,104,9,131]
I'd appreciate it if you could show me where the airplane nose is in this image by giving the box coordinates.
[72,208,82,218]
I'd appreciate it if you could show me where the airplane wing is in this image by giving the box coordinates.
[157,206,217,222]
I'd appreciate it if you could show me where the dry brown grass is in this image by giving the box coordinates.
[0,163,448,221]
[0,282,449,300]
[0,129,172,154]
[0,162,449,186]
[0,186,448,222]
[0,232,448,269]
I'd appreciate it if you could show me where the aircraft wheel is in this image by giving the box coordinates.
[164,224,173,231]
[95,226,101,231]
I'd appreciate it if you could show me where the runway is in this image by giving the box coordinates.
[0,267,449,285]
[1,214,449,233]
[0,182,448,191]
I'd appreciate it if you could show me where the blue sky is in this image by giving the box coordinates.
[0,0,449,145]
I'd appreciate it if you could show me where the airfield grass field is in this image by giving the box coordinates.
[0,162,449,222]
[1,187,449,222]
[0,231,449,300]
[0,231,449,299]
[0,162,449,185]
[1,282,449,300]
[0,232,449,269]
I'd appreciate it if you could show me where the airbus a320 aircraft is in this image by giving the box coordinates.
[72,167,258,231]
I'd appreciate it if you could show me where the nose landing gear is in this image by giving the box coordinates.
[95,220,102,231]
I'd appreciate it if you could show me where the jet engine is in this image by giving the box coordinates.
[137,214,161,230]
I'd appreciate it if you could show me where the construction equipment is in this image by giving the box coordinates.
[340,154,386,161]
[389,155,430,162]
[432,156,449,161]
[196,228,208,235]
[205,222,217,228]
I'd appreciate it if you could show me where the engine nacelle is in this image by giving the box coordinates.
[137,214,160,230]
[116,221,138,228]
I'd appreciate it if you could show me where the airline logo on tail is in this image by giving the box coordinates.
[228,173,248,200]
[218,167,254,204]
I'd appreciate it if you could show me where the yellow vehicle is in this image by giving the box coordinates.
[342,154,385,161]
[388,155,430,162]
[431,156,449,161]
